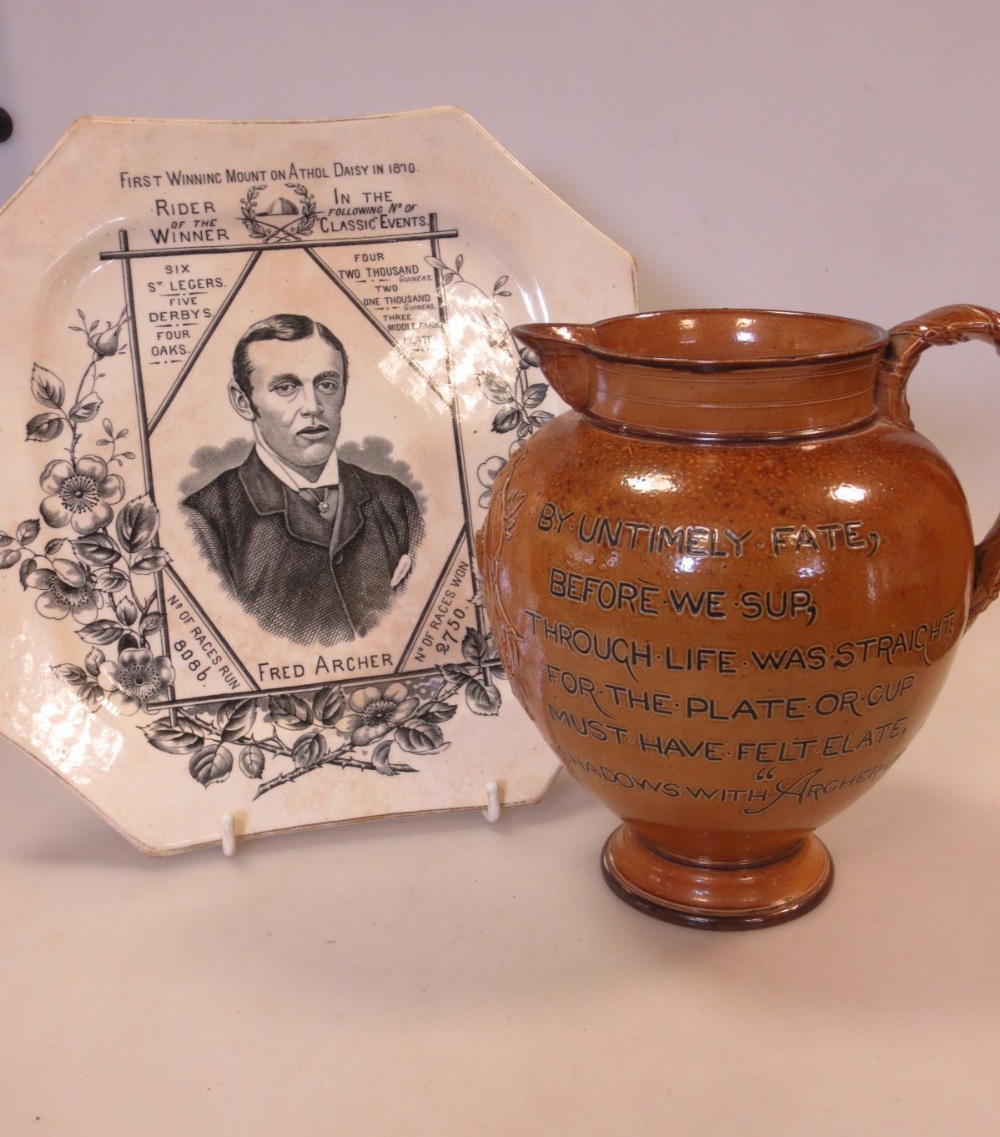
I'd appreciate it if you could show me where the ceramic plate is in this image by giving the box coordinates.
[0,108,637,853]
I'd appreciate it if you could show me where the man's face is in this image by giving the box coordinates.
[231,334,346,477]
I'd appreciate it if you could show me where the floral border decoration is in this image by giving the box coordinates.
[145,630,502,798]
[2,299,518,797]
[424,254,552,507]
[2,310,176,721]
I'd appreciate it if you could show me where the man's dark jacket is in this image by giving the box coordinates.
[183,449,421,644]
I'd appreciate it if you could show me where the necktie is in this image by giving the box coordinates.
[299,485,339,516]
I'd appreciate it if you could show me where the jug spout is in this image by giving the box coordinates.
[513,322,596,411]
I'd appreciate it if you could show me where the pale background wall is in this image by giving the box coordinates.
[3,4,1000,1135]
[3,0,999,532]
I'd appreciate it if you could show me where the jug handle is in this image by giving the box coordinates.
[877,304,1000,624]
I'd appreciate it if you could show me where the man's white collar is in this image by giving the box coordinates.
[252,429,340,492]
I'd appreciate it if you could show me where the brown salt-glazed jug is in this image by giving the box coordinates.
[477,305,1000,928]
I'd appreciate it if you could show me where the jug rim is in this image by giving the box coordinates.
[516,308,889,371]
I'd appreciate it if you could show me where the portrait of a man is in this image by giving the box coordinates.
[183,313,423,645]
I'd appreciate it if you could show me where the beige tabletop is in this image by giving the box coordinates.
[2,613,998,1136]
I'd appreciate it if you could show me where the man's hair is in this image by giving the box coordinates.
[232,314,348,409]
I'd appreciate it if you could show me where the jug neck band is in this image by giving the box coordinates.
[518,311,890,441]
[583,353,885,440]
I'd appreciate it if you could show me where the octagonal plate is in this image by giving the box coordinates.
[0,108,637,853]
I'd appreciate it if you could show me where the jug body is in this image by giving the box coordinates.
[478,306,1000,927]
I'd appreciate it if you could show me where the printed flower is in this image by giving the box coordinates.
[98,647,175,713]
[334,682,420,746]
[39,455,124,535]
[27,559,100,622]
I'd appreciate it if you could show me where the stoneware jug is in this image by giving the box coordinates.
[477,305,1000,928]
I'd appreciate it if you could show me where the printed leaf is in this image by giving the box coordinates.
[76,619,125,646]
[69,392,103,425]
[372,738,396,775]
[131,548,171,574]
[142,717,205,755]
[530,411,555,428]
[26,412,64,442]
[216,698,257,743]
[52,664,106,711]
[0,532,10,546]
[0,549,21,570]
[140,612,165,636]
[493,275,509,292]
[239,744,266,779]
[267,693,313,729]
[522,383,548,409]
[491,406,520,434]
[53,663,89,686]
[465,678,502,716]
[81,682,106,711]
[461,627,488,666]
[441,663,471,685]
[479,373,514,403]
[44,538,67,556]
[312,685,345,728]
[84,648,105,678]
[73,532,121,566]
[30,364,65,410]
[393,720,447,755]
[117,631,141,653]
[175,708,208,732]
[455,253,464,272]
[189,744,234,786]
[94,568,129,593]
[116,598,137,626]
[425,256,450,271]
[18,556,36,586]
[116,495,159,553]
[421,700,458,723]
[290,732,324,768]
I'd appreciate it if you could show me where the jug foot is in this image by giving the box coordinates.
[601,824,833,930]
